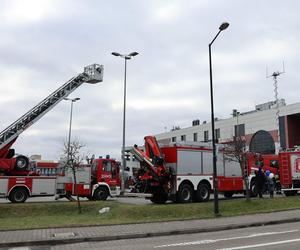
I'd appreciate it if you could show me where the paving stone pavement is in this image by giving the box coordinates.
[0,209,300,248]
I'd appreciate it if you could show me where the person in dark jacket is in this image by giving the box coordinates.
[267,172,275,198]
[256,167,266,198]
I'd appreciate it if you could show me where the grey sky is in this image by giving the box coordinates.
[0,0,299,160]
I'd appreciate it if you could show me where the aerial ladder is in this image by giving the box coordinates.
[0,64,103,175]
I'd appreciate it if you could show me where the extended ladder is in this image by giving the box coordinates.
[0,64,103,151]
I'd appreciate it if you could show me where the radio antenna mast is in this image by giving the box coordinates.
[266,61,285,152]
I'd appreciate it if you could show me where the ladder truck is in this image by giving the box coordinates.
[0,64,103,203]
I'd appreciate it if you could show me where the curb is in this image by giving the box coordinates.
[1,217,300,248]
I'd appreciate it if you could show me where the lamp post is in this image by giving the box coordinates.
[209,22,229,216]
[64,97,80,164]
[111,51,139,194]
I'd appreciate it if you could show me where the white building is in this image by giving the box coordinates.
[155,100,300,154]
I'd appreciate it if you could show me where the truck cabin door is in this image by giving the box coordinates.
[100,160,118,186]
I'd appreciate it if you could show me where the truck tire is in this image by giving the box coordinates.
[93,186,108,201]
[224,192,233,198]
[9,188,28,203]
[15,156,29,171]
[284,191,297,196]
[150,188,168,204]
[195,183,210,202]
[177,184,194,203]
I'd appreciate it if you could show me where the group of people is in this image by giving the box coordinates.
[255,167,276,198]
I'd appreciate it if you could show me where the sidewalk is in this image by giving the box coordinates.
[0,209,300,247]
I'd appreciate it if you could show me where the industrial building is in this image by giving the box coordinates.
[155,100,300,154]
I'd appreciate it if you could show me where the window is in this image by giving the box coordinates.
[132,155,136,162]
[181,135,186,141]
[204,130,209,142]
[103,160,112,172]
[193,132,198,142]
[125,153,130,161]
[235,124,245,137]
[92,161,98,172]
[172,137,176,142]
[270,160,279,168]
[215,128,220,140]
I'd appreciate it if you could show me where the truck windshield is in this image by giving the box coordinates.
[92,162,98,172]
[103,161,112,172]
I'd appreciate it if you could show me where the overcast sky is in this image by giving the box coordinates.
[0,0,299,161]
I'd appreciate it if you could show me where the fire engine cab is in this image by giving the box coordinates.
[56,156,121,201]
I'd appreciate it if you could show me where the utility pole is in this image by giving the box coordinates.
[266,62,285,152]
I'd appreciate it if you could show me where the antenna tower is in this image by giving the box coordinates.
[266,62,285,152]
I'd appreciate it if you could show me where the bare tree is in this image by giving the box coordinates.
[224,135,251,201]
[62,139,86,213]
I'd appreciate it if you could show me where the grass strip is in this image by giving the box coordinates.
[0,196,299,230]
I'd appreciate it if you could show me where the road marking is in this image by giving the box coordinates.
[217,238,300,250]
[153,230,298,248]
[9,248,32,250]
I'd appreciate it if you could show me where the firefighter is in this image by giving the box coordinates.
[267,172,275,198]
[256,167,266,198]
[275,170,281,194]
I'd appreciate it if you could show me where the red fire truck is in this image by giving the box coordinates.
[130,136,278,203]
[56,156,122,201]
[0,64,103,203]
[278,149,300,196]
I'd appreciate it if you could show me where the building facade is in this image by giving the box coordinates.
[155,100,300,154]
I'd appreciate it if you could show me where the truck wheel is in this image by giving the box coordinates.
[93,186,108,201]
[195,183,210,202]
[15,156,29,171]
[177,184,194,203]
[9,188,28,203]
[284,191,297,196]
[224,192,233,198]
[150,189,168,204]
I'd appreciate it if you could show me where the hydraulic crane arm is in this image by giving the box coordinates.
[131,136,167,181]
[0,64,103,158]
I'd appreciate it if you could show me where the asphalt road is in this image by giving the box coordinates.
[0,193,249,205]
[4,221,300,250]
[0,195,153,205]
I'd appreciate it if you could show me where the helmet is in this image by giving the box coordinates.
[265,170,270,176]
[269,173,274,179]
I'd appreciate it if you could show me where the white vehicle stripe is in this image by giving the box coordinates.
[153,230,298,248]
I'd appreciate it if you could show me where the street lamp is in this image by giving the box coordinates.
[111,51,139,194]
[209,22,229,216]
[64,97,80,164]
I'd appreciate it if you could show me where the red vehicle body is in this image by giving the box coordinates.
[0,157,121,203]
[278,150,300,196]
[131,136,279,204]
[56,157,121,201]
[0,175,57,203]
[0,139,30,176]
